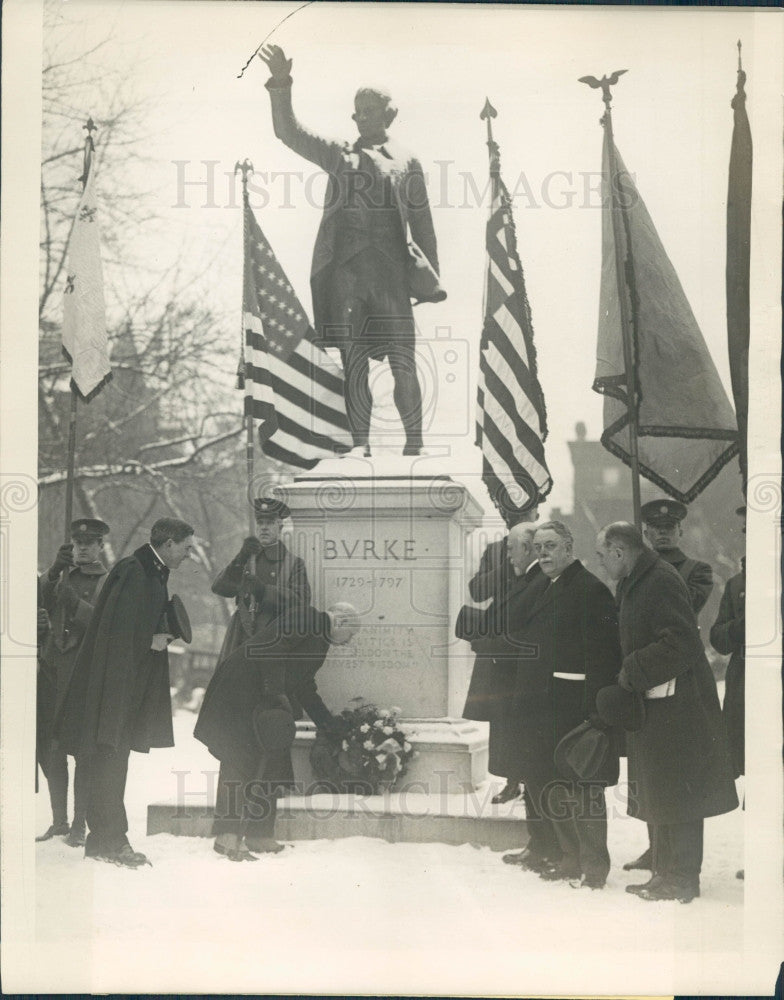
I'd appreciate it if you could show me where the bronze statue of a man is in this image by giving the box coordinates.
[260,45,445,457]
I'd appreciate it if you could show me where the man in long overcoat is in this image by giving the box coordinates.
[56,518,195,867]
[461,523,543,804]
[625,498,716,872]
[194,601,358,861]
[259,44,443,456]
[710,506,746,779]
[596,522,738,903]
[212,498,310,665]
[507,521,621,889]
[37,518,109,847]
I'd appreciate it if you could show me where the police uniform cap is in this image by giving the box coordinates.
[70,518,110,540]
[253,498,290,521]
[640,499,687,527]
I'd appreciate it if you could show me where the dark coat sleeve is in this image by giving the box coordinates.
[621,570,705,692]
[582,577,622,715]
[685,560,714,614]
[709,575,744,655]
[468,539,508,603]
[211,556,245,598]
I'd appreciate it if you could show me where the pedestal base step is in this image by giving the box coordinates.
[147,787,527,851]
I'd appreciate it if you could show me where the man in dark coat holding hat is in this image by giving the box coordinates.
[212,498,310,665]
[259,44,444,457]
[194,601,359,861]
[37,518,110,847]
[56,517,195,867]
[596,522,738,903]
[461,522,543,805]
[502,521,621,889]
[624,497,716,872]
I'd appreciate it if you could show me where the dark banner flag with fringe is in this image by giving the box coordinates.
[726,44,752,492]
[593,131,739,503]
[238,192,352,468]
[476,133,552,523]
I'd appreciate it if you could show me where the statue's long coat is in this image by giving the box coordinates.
[55,544,174,755]
[617,549,738,823]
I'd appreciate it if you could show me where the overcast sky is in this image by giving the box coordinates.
[43,0,781,514]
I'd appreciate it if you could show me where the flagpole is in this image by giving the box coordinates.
[235,159,258,632]
[63,117,97,541]
[479,98,498,323]
[581,71,642,530]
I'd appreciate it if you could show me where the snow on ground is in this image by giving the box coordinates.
[33,710,745,995]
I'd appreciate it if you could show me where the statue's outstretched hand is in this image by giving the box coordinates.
[259,44,292,80]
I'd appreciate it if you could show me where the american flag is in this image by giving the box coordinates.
[239,195,352,468]
[476,139,552,521]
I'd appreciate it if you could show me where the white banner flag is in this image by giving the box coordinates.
[61,157,111,400]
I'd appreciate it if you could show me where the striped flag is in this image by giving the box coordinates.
[239,194,352,468]
[61,154,111,401]
[476,139,552,522]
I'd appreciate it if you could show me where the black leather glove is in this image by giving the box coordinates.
[237,536,263,562]
[48,543,74,579]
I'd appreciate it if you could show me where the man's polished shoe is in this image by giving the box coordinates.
[36,822,70,842]
[65,826,86,848]
[539,861,581,882]
[244,837,286,854]
[492,781,523,805]
[638,877,700,904]
[736,869,745,880]
[213,833,258,862]
[502,848,550,873]
[625,874,663,896]
[623,847,653,871]
[579,874,606,890]
[111,843,151,868]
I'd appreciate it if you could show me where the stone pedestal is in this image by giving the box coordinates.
[275,459,488,793]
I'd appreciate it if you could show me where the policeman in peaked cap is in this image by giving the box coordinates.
[640,499,714,618]
[37,517,110,846]
[622,498,715,874]
[211,495,311,665]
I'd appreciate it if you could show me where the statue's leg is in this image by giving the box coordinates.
[341,343,373,449]
[388,344,424,454]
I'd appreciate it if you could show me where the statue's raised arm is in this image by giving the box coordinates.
[258,46,445,458]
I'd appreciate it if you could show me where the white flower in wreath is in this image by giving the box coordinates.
[359,723,370,733]
[382,726,394,736]
[375,754,388,767]
[363,739,375,750]
[403,742,412,753]
[373,720,384,729]
[342,740,349,751]
[378,708,390,718]
[390,706,402,716]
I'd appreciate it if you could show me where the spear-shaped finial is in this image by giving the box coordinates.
[480,97,497,144]
[737,39,743,72]
[578,69,628,111]
[80,116,98,187]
